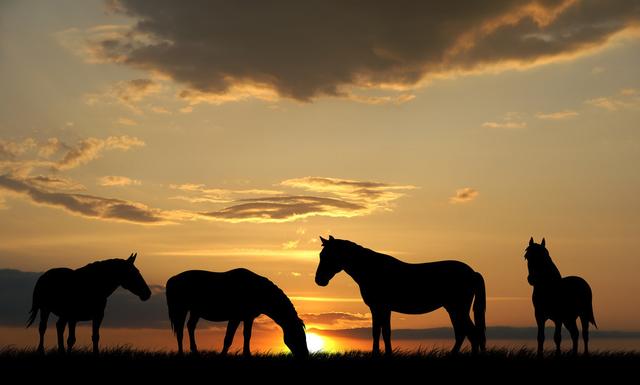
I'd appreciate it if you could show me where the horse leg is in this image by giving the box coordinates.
[462,313,479,354]
[379,310,392,356]
[565,318,579,356]
[553,320,562,355]
[67,320,77,353]
[37,310,49,354]
[222,320,240,355]
[172,309,187,355]
[447,310,465,355]
[242,318,254,356]
[581,316,591,355]
[186,312,199,354]
[92,313,103,355]
[55,318,66,354]
[535,313,546,357]
[371,309,381,356]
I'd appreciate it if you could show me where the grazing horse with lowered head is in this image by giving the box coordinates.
[166,268,308,357]
[27,253,151,354]
[525,237,596,356]
[315,236,486,355]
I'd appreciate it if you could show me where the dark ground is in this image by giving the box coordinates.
[0,347,637,382]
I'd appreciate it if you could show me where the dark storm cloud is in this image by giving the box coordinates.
[95,0,640,102]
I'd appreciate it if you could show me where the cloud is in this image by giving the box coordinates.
[85,79,162,114]
[449,187,479,204]
[0,136,144,177]
[98,175,142,187]
[25,175,86,191]
[585,88,640,111]
[0,174,171,224]
[169,183,283,204]
[482,111,527,129]
[282,240,299,250]
[300,312,371,329]
[200,195,367,223]
[116,117,138,126]
[535,109,579,120]
[80,0,640,103]
[54,135,145,171]
[0,139,36,160]
[197,177,415,223]
[281,176,416,207]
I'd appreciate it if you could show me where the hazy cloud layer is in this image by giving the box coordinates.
[85,0,640,103]
[449,187,479,204]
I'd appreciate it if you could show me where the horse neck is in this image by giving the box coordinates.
[341,244,386,285]
[77,261,123,298]
[535,257,562,288]
[262,286,298,330]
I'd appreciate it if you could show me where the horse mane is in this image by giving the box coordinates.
[76,258,127,275]
[336,239,397,262]
[259,276,304,328]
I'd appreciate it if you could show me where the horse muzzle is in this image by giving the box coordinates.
[139,290,152,301]
[315,275,329,287]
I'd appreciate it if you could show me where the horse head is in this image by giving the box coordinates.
[315,235,345,286]
[524,237,560,286]
[282,317,309,358]
[120,253,152,301]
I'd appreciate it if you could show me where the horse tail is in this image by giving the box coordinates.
[472,271,486,349]
[165,277,182,334]
[586,286,598,329]
[26,277,43,328]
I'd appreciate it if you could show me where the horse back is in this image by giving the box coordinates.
[34,267,107,320]
[166,269,269,320]
[357,259,478,312]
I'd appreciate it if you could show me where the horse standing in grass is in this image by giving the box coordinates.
[314,236,486,355]
[27,253,151,354]
[525,237,597,356]
[165,268,308,357]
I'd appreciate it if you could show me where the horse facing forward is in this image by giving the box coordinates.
[525,237,597,356]
[27,253,151,354]
[315,236,486,355]
[165,268,308,357]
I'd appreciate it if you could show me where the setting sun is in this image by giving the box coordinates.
[306,333,325,353]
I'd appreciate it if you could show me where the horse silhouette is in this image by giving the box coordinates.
[165,268,308,357]
[525,237,597,356]
[315,236,486,355]
[27,253,151,354]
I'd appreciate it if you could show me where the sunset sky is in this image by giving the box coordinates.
[1,0,639,352]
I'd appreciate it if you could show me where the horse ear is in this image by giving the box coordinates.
[320,236,328,246]
[541,238,546,247]
[529,237,534,246]
[128,253,137,264]
[329,235,335,241]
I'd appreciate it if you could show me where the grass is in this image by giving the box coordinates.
[1,346,638,381]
